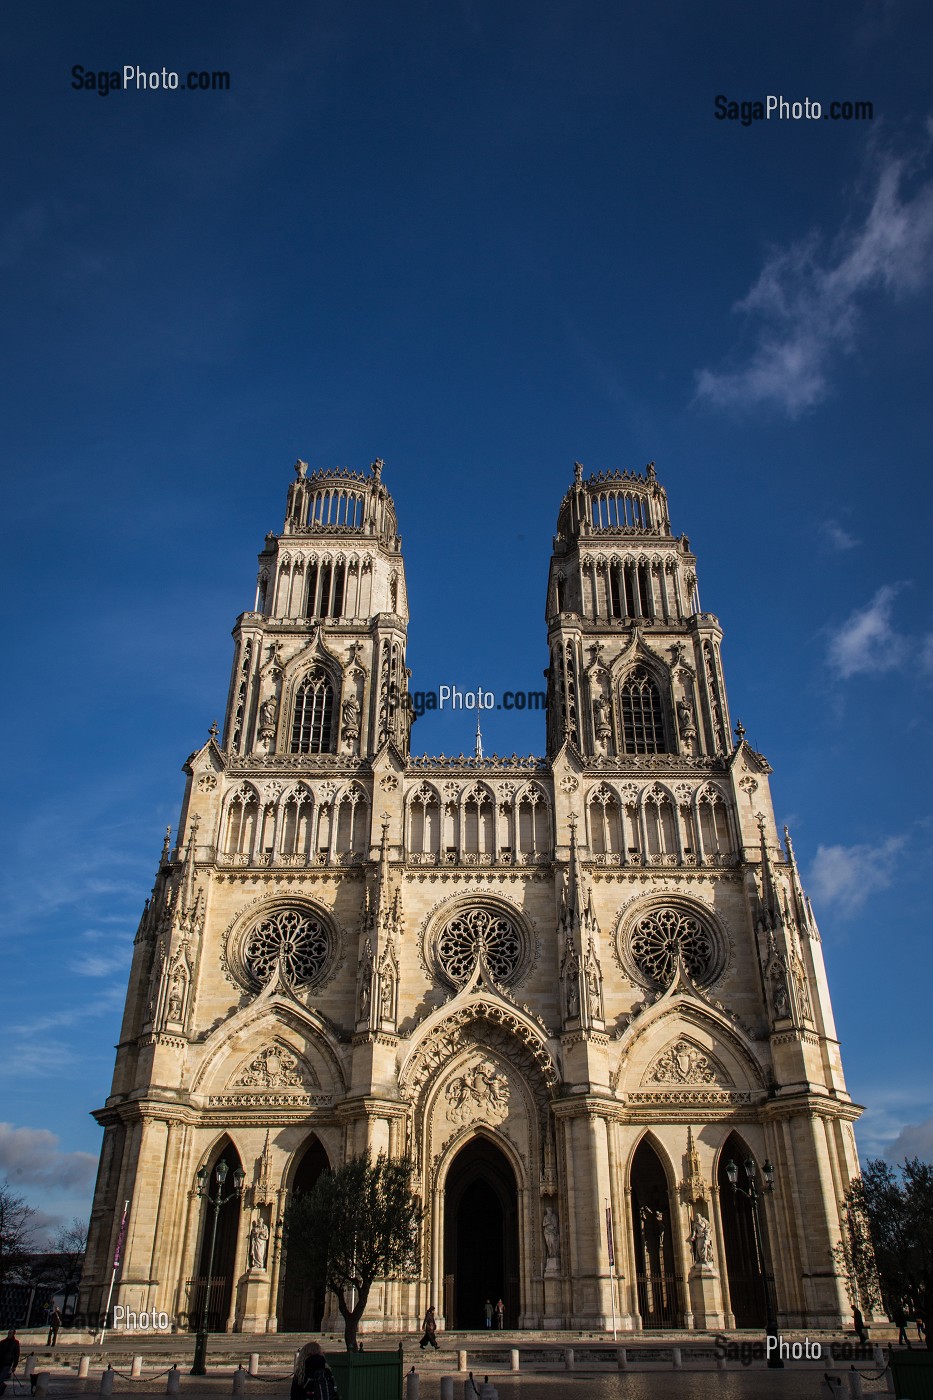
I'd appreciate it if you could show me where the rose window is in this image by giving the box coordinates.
[242,907,331,988]
[436,907,523,986]
[628,906,720,989]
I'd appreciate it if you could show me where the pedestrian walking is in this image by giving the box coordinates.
[419,1306,438,1349]
[291,1341,339,1400]
[892,1303,911,1347]
[0,1330,20,1397]
[495,1299,504,1329]
[483,1299,493,1329]
[852,1306,869,1345]
[46,1307,62,1347]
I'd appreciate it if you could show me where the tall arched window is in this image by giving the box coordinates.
[619,667,666,754]
[291,671,334,753]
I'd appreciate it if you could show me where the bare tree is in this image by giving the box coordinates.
[0,1181,36,1289]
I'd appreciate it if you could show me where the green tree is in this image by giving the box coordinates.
[284,1152,421,1351]
[0,1181,36,1289]
[860,1157,933,1348]
[832,1175,883,1316]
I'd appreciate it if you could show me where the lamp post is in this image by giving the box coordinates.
[726,1155,782,1369]
[190,1159,245,1375]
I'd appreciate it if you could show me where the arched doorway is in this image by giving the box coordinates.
[444,1137,519,1330]
[630,1137,680,1329]
[280,1136,330,1332]
[190,1139,243,1333]
[717,1134,773,1328]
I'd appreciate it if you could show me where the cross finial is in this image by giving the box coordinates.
[209,720,219,739]
[734,720,746,743]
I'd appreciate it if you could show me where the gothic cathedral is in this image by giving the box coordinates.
[82,459,861,1335]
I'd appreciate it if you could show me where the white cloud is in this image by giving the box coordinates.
[0,1124,97,1193]
[69,950,132,978]
[884,1115,933,1162]
[808,834,906,916]
[827,584,907,678]
[822,520,860,551]
[695,146,933,416]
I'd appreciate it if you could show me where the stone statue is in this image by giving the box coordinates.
[358,976,370,1019]
[379,968,395,1020]
[566,963,579,1019]
[773,978,790,1019]
[677,698,696,741]
[543,1206,560,1266]
[689,1212,713,1265]
[167,985,183,1021]
[259,695,278,732]
[586,963,601,1018]
[248,1217,269,1271]
[342,696,361,735]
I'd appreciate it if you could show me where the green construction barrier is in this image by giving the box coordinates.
[324,1345,404,1400]
[890,1347,933,1400]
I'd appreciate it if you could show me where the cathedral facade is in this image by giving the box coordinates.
[82,459,861,1335]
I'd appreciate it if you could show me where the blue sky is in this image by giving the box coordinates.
[2,0,932,1235]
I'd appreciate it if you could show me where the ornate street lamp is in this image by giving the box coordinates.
[726,1155,782,1368]
[190,1159,245,1375]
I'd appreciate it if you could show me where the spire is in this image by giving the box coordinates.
[474,715,483,760]
[756,813,781,932]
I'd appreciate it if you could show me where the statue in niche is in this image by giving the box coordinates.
[677,697,697,742]
[565,961,579,1019]
[259,694,278,734]
[248,1217,269,1271]
[358,976,371,1020]
[593,694,612,752]
[586,962,601,1018]
[379,967,395,1021]
[689,1212,713,1266]
[543,1205,560,1266]
[166,979,183,1021]
[342,695,361,752]
[773,976,790,1019]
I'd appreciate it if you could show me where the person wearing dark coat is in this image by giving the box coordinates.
[0,1330,20,1395]
[290,1342,338,1400]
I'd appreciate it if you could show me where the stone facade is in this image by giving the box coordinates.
[81,458,862,1335]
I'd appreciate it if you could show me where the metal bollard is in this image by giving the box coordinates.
[510,1349,519,1372]
[249,1353,259,1377]
[24,1356,37,1379]
[131,1356,143,1378]
[440,1379,454,1400]
[565,1346,575,1370]
[233,1363,247,1394]
[167,1365,181,1395]
[716,1349,727,1371]
[478,1382,498,1400]
[34,1375,51,1397]
[78,1356,91,1379]
[617,1346,628,1370]
[672,1346,682,1369]
[463,1378,474,1400]
[100,1366,115,1396]
[457,1351,467,1373]
[848,1369,864,1397]
[406,1364,420,1400]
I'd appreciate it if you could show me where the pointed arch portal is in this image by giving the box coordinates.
[443,1137,518,1330]
[280,1136,330,1332]
[630,1137,681,1329]
[717,1133,774,1328]
[190,1139,243,1333]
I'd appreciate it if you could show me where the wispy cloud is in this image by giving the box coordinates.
[0,1123,97,1193]
[827,584,908,678]
[695,143,933,416]
[822,519,860,552]
[808,834,906,916]
[69,950,132,978]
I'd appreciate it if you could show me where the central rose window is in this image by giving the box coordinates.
[242,907,331,989]
[435,906,524,987]
[622,904,724,990]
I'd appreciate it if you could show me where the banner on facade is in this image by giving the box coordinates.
[605,1201,615,1268]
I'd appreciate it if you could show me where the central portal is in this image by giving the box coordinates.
[443,1137,519,1330]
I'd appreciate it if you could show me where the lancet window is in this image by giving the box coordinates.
[588,786,623,855]
[619,667,667,753]
[516,786,549,854]
[335,785,369,856]
[291,671,335,753]
[463,787,495,855]
[305,560,347,619]
[280,789,314,858]
[224,787,258,857]
[409,785,441,856]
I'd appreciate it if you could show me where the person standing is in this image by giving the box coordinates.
[419,1306,438,1349]
[483,1299,493,1329]
[0,1330,20,1396]
[495,1299,504,1329]
[47,1306,62,1347]
[852,1306,869,1345]
[892,1303,911,1348]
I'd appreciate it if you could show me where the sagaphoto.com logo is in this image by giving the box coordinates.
[71,65,230,95]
